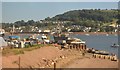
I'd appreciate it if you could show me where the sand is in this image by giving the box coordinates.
[2,46,118,68]
[65,58,118,68]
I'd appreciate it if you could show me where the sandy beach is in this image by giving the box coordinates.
[65,58,118,68]
[2,46,118,69]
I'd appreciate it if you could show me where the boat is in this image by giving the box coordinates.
[111,43,119,48]
[66,38,85,44]
[53,24,69,43]
[41,34,50,43]
[9,35,20,40]
[53,24,86,45]
[95,50,109,55]
[85,34,90,36]
[53,33,69,43]
[106,34,109,36]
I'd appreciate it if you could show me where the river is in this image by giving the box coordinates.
[4,33,118,56]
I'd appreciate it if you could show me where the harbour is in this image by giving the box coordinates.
[1,2,119,69]
[2,33,118,56]
[1,25,119,69]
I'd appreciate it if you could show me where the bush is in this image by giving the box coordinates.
[13,49,24,55]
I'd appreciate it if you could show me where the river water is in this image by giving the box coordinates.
[70,34,118,55]
[4,34,118,56]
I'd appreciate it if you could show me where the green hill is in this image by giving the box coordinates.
[50,9,118,23]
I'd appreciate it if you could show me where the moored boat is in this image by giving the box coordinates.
[111,43,119,48]
[95,51,109,55]
[41,34,50,44]
[53,33,68,43]
[66,38,85,44]
[53,24,69,43]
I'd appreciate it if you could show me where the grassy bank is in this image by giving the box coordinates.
[2,44,53,56]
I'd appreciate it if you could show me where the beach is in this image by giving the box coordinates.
[2,46,118,68]
[65,58,118,68]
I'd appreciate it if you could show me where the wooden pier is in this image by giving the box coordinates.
[68,43,86,51]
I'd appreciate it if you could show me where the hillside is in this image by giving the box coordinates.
[2,9,118,32]
[50,9,118,23]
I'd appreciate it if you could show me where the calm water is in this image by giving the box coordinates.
[70,34,118,55]
[5,34,118,55]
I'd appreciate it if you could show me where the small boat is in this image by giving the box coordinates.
[41,34,50,43]
[106,34,109,36]
[53,34,68,43]
[9,35,20,40]
[95,51,109,55]
[67,38,85,44]
[111,43,119,48]
[85,34,90,36]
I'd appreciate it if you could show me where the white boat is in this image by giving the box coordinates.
[71,41,85,44]
[106,34,109,36]
[85,34,90,36]
[41,34,50,43]
[111,43,119,48]
[41,34,47,39]
[95,50,109,55]
[67,38,85,44]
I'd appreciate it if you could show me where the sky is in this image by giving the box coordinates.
[0,2,2,28]
[1,0,120,2]
[2,2,119,23]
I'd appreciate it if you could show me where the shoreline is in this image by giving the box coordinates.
[4,32,118,35]
[2,46,118,68]
[69,32,118,35]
